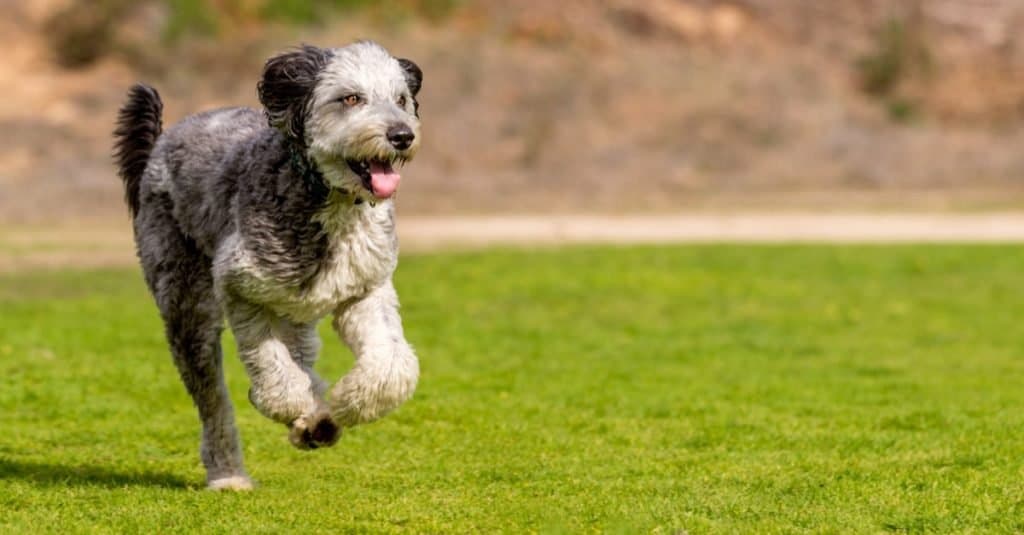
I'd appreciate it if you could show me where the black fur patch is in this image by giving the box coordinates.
[397,58,422,116]
[230,130,334,289]
[397,58,422,96]
[257,45,333,146]
[113,84,163,217]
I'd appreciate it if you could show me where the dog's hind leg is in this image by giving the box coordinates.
[136,203,251,490]
[277,320,341,449]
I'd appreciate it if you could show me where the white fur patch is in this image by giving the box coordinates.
[207,475,255,491]
[330,282,419,426]
[305,42,421,201]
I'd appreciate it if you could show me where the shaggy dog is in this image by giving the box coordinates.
[113,41,423,490]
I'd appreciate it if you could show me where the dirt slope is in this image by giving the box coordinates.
[1,1,1024,224]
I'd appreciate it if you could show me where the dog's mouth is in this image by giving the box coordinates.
[346,158,401,199]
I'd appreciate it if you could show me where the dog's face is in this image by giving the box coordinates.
[257,42,422,201]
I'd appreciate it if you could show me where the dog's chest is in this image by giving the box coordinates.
[297,217,397,317]
[221,204,397,322]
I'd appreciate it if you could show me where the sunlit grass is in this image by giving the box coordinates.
[1,245,1022,532]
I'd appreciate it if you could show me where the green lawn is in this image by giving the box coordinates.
[1,245,1022,533]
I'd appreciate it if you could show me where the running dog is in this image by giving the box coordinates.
[112,41,423,490]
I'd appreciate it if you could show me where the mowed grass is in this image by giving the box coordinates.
[1,245,1023,533]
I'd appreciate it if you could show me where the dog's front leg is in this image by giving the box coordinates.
[329,281,419,427]
[226,298,337,448]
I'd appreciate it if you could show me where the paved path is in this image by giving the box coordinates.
[3,213,1024,271]
[398,213,1024,246]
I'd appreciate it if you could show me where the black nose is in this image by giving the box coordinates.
[387,124,415,150]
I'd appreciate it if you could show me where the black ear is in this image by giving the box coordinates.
[397,58,422,97]
[257,45,332,143]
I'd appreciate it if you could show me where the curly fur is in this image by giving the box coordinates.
[257,45,333,146]
[113,83,163,216]
[113,41,423,490]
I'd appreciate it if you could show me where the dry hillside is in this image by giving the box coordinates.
[1,0,1023,224]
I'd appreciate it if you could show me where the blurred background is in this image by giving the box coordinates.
[1,0,1024,224]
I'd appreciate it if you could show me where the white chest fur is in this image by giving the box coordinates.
[216,199,398,323]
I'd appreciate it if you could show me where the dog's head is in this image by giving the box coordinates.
[257,41,422,201]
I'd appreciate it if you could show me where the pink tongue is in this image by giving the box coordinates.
[368,161,400,199]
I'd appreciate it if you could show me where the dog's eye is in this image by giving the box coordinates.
[397,95,407,108]
[340,94,362,107]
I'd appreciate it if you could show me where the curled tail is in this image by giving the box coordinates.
[113,84,163,217]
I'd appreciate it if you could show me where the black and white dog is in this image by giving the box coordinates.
[113,41,423,490]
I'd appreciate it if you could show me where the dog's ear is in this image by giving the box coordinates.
[258,45,332,142]
[397,58,422,97]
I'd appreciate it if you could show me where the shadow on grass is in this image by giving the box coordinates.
[0,456,190,489]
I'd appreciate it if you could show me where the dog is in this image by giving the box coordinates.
[112,41,423,490]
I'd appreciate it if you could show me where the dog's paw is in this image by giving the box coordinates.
[207,475,255,491]
[288,411,341,450]
[329,366,418,427]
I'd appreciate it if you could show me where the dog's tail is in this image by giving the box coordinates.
[113,83,163,217]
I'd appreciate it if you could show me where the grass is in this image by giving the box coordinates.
[1,245,1023,533]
